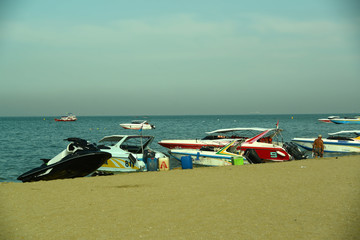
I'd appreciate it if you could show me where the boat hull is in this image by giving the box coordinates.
[318,119,332,123]
[120,125,154,130]
[292,138,360,153]
[97,152,167,173]
[240,143,291,161]
[170,149,245,167]
[17,151,111,182]
[54,119,77,122]
[158,139,231,149]
[330,119,360,124]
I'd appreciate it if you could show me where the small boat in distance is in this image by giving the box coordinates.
[318,116,340,123]
[120,120,155,130]
[54,113,77,122]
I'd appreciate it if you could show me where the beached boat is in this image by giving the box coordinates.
[161,127,306,162]
[120,120,155,130]
[54,113,77,122]
[158,127,268,150]
[96,135,167,173]
[330,117,360,124]
[291,130,360,153]
[169,140,249,167]
[17,138,111,182]
[318,116,340,123]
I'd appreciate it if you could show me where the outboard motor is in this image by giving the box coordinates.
[143,149,156,164]
[283,142,308,160]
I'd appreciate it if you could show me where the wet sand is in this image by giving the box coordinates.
[1,156,360,240]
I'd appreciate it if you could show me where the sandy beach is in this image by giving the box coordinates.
[1,156,359,240]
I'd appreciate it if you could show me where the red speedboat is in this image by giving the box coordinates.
[55,113,77,122]
[318,116,340,123]
[161,127,307,162]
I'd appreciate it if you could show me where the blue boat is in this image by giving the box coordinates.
[330,116,360,124]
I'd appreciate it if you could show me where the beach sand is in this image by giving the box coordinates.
[1,156,359,240]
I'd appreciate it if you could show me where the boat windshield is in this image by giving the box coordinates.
[99,135,154,153]
[131,120,147,124]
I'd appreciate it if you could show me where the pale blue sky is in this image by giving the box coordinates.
[0,0,359,116]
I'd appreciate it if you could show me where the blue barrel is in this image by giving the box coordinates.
[181,156,193,169]
[147,158,158,171]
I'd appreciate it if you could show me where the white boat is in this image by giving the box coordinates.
[169,140,249,167]
[318,116,340,123]
[291,130,360,153]
[161,127,306,162]
[330,117,360,124]
[120,120,155,130]
[97,135,167,173]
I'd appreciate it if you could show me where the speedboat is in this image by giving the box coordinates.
[330,117,360,124]
[54,113,77,122]
[158,127,269,150]
[318,116,340,123]
[170,140,248,167]
[208,128,306,161]
[17,138,111,182]
[120,120,155,130]
[291,130,360,153]
[97,135,167,173]
[161,127,306,162]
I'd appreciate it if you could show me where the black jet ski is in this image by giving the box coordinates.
[17,138,112,182]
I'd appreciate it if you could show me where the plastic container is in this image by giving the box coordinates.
[232,157,244,165]
[147,158,158,171]
[158,157,170,171]
[181,156,193,169]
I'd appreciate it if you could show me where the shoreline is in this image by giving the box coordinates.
[1,156,359,239]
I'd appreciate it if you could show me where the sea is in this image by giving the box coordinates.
[1,114,359,182]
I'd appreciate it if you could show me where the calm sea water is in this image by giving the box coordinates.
[1,114,359,182]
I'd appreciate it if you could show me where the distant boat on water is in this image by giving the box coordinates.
[54,113,77,122]
[318,116,340,123]
[120,120,155,130]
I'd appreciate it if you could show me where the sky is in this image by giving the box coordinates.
[0,0,359,116]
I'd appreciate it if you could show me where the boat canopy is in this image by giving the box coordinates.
[328,131,360,136]
[131,120,148,124]
[206,128,279,134]
[99,135,153,142]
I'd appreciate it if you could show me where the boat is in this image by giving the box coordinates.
[160,127,306,162]
[169,140,251,167]
[17,138,111,182]
[96,135,167,173]
[208,128,307,161]
[158,127,270,150]
[54,113,77,122]
[291,130,360,153]
[120,120,155,130]
[318,116,340,123]
[330,117,360,124]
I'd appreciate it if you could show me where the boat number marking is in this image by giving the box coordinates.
[270,152,277,158]
[125,160,134,168]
